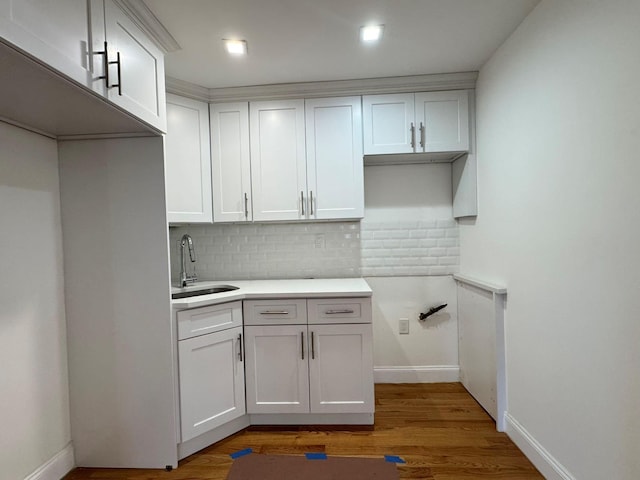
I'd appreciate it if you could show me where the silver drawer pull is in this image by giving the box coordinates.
[325,309,355,315]
[260,310,290,315]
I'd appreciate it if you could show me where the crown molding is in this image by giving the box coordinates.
[166,72,478,103]
[166,76,211,102]
[114,0,181,53]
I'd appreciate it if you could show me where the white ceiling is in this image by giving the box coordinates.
[144,0,540,90]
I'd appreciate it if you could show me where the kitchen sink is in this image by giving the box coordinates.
[171,285,239,299]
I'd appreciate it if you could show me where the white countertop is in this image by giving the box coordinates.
[171,278,372,309]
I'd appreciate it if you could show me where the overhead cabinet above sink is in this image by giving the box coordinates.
[362,90,469,163]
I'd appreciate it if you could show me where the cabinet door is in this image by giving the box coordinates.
[415,90,469,153]
[250,100,307,221]
[305,97,364,220]
[165,94,212,223]
[210,102,252,222]
[308,324,374,414]
[178,326,245,442]
[103,0,166,132]
[244,325,309,414]
[0,0,92,87]
[362,93,415,155]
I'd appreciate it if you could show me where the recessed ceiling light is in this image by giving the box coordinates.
[360,25,384,43]
[224,39,247,56]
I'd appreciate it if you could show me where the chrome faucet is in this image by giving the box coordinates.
[180,234,198,287]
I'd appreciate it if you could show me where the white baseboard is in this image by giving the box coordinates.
[24,443,75,480]
[374,365,460,383]
[505,413,575,480]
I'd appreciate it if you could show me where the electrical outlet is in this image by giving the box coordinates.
[399,318,409,335]
[314,233,325,249]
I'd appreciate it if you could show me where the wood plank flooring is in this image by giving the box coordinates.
[64,383,543,480]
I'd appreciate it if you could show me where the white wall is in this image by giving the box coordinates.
[460,1,640,478]
[364,164,459,382]
[0,122,72,479]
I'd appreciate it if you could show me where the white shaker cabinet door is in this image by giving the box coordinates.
[362,93,415,155]
[0,0,93,87]
[165,94,212,223]
[308,323,374,414]
[250,100,307,221]
[210,102,252,222]
[244,325,310,414]
[305,97,364,220]
[103,0,166,132]
[415,90,469,153]
[178,326,246,442]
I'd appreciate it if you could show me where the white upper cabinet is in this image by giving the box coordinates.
[0,0,166,132]
[415,91,469,153]
[305,97,364,220]
[165,94,212,223]
[101,0,166,131]
[209,96,365,223]
[210,102,252,222]
[250,100,307,222]
[0,0,92,86]
[363,90,469,157]
[362,93,415,155]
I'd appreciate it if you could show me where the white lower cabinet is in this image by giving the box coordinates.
[176,296,373,447]
[308,324,374,414]
[243,298,374,415]
[177,302,245,442]
[244,324,310,414]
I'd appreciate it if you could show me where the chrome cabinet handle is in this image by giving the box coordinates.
[259,310,289,315]
[93,41,109,88]
[301,331,305,360]
[309,191,314,216]
[420,122,425,149]
[109,51,122,96]
[237,333,243,361]
[410,122,416,150]
[311,331,315,359]
[244,192,249,218]
[300,191,305,216]
[325,309,355,315]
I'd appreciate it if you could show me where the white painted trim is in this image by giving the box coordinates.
[114,0,181,53]
[453,274,507,294]
[505,413,576,480]
[249,413,374,425]
[165,77,211,102]
[24,443,75,480]
[166,72,478,103]
[374,366,460,383]
[0,116,56,139]
[57,132,157,141]
[178,415,250,460]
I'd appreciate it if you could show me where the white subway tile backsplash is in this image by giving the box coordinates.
[169,217,460,282]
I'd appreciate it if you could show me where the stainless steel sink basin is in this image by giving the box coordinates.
[171,285,239,299]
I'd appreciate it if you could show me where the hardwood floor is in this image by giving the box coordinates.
[64,383,543,480]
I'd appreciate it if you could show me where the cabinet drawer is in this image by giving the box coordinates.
[307,298,372,324]
[243,299,307,325]
[177,301,242,340]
